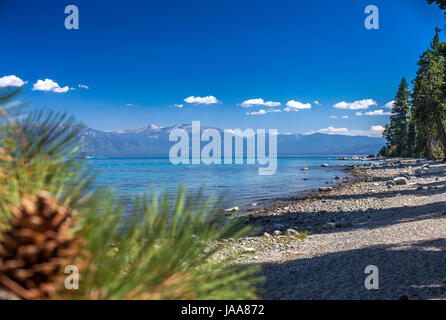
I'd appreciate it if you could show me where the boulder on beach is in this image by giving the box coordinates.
[286,228,299,236]
[394,177,408,185]
[319,187,333,192]
[325,222,337,229]
[399,172,412,179]
[386,180,397,187]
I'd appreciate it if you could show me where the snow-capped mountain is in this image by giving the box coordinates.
[78,124,386,157]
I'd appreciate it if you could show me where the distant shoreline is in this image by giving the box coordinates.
[83,155,376,159]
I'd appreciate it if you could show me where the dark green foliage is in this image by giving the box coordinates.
[412,31,446,159]
[383,78,411,156]
[383,30,446,160]
[383,3,446,159]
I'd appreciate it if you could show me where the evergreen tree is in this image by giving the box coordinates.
[406,118,416,157]
[388,78,411,156]
[412,31,446,159]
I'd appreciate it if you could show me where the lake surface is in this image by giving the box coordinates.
[87,156,371,209]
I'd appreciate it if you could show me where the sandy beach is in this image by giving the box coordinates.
[219,159,446,300]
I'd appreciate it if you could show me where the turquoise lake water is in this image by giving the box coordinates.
[87,157,370,209]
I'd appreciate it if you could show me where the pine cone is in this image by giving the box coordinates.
[0,191,81,299]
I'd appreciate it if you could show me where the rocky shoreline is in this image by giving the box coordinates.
[218,158,446,300]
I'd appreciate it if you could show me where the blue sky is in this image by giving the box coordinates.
[0,0,443,136]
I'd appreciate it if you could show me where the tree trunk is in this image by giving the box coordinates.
[434,112,446,158]
[427,136,435,160]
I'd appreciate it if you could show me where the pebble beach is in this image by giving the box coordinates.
[218,158,446,300]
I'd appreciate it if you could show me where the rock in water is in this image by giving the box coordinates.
[321,164,329,167]
[224,206,239,212]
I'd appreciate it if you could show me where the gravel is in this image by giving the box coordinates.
[218,159,446,300]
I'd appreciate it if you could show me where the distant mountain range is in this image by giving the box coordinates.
[78,124,386,157]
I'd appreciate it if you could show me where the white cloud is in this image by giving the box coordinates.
[284,100,311,112]
[174,104,184,108]
[247,109,267,116]
[306,127,349,135]
[224,129,256,138]
[330,115,349,119]
[356,109,392,116]
[184,96,220,105]
[126,103,138,107]
[384,101,395,109]
[240,98,281,108]
[314,101,321,106]
[366,110,392,116]
[371,125,385,133]
[0,75,27,88]
[78,84,89,89]
[304,125,385,138]
[246,108,281,116]
[342,115,349,119]
[32,79,70,93]
[333,99,377,110]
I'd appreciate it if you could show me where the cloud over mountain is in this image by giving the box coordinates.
[305,125,385,138]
